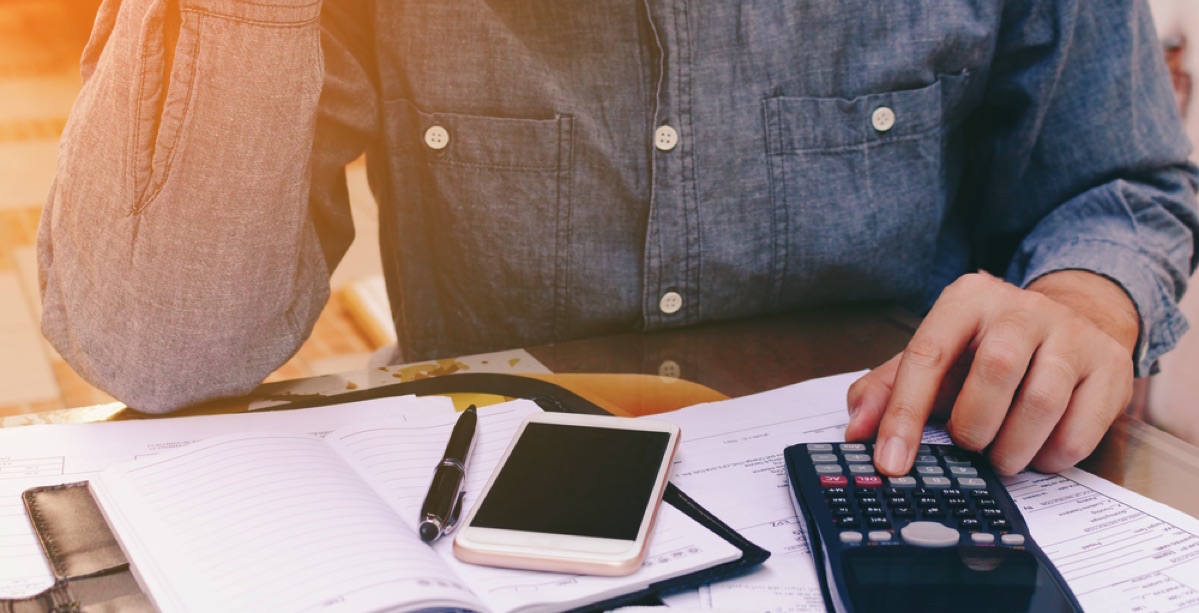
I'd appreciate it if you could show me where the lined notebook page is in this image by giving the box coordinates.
[93,432,486,613]
[439,502,740,613]
[329,400,741,613]
[327,401,540,523]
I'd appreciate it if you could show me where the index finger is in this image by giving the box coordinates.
[874,290,980,475]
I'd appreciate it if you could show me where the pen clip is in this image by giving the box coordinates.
[444,491,466,535]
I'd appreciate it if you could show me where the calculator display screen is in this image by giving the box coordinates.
[842,546,1077,612]
[470,423,672,540]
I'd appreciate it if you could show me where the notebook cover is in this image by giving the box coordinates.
[11,373,769,612]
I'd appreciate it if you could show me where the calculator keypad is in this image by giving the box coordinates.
[807,443,1017,549]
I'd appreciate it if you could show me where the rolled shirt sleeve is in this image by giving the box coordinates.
[967,0,1199,375]
[38,0,374,412]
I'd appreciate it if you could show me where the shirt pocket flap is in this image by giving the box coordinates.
[405,103,567,170]
[766,80,942,153]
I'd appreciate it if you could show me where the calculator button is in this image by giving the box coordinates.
[849,464,876,475]
[981,509,1004,518]
[917,466,945,476]
[952,508,976,518]
[969,489,992,498]
[810,453,839,463]
[990,519,1011,531]
[914,455,939,465]
[883,487,908,497]
[949,466,978,477]
[854,476,883,488]
[866,517,891,529]
[891,507,916,518]
[868,530,893,542]
[1001,534,1025,546]
[840,443,867,452]
[831,507,853,517]
[916,497,939,508]
[807,444,834,452]
[843,453,871,463]
[820,475,849,487]
[824,487,847,497]
[942,454,971,466]
[900,521,960,548]
[839,531,864,544]
[942,489,963,498]
[888,477,917,488]
[828,497,849,506]
[816,464,844,474]
[917,445,932,454]
[910,488,931,497]
[862,506,886,517]
[886,496,908,506]
[976,498,998,508]
[922,477,952,488]
[836,517,861,529]
[971,533,995,544]
[945,498,968,508]
[958,518,982,529]
[922,507,946,518]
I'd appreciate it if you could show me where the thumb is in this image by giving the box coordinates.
[845,352,902,442]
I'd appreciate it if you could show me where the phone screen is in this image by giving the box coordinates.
[470,423,672,540]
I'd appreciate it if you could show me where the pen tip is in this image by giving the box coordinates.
[419,522,440,543]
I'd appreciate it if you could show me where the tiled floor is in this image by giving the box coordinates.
[0,0,383,417]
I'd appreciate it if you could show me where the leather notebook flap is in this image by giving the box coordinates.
[22,482,128,580]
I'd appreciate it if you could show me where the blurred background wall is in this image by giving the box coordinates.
[1147,0,1199,444]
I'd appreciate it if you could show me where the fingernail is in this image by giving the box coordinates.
[845,411,859,436]
[848,402,861,420]
[877,436,909,475]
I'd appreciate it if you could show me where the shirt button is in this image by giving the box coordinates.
[658,360,681,379]
[871,107,895,132]
[654,125,679,151]
[424,125,450,150]
[659,291,683,314]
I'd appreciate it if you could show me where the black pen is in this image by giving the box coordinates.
[419,405,478,543]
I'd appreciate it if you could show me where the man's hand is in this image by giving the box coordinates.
[845,271,1139,476]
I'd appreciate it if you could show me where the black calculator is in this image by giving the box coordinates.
[783,442,1082,613]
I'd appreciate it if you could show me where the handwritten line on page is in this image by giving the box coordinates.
[653,371,1199,613]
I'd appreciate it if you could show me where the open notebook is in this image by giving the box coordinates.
[86,400,749,613]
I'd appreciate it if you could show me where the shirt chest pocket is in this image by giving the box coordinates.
[382,100,575,354]
[763,79,947,306]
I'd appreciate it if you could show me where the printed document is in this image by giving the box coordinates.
[655,371,1199,612]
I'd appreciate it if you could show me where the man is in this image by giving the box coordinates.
[40,0,1198,478]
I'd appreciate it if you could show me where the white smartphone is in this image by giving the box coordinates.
[453,412,680,576]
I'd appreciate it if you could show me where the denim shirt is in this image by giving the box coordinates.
[40,0,1199,412]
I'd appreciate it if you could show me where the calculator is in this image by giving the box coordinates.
[783,442,1082,613]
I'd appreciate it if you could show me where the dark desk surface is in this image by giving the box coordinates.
[7,304,1198,519]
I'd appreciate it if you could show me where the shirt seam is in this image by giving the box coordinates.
[180,7,320,28]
